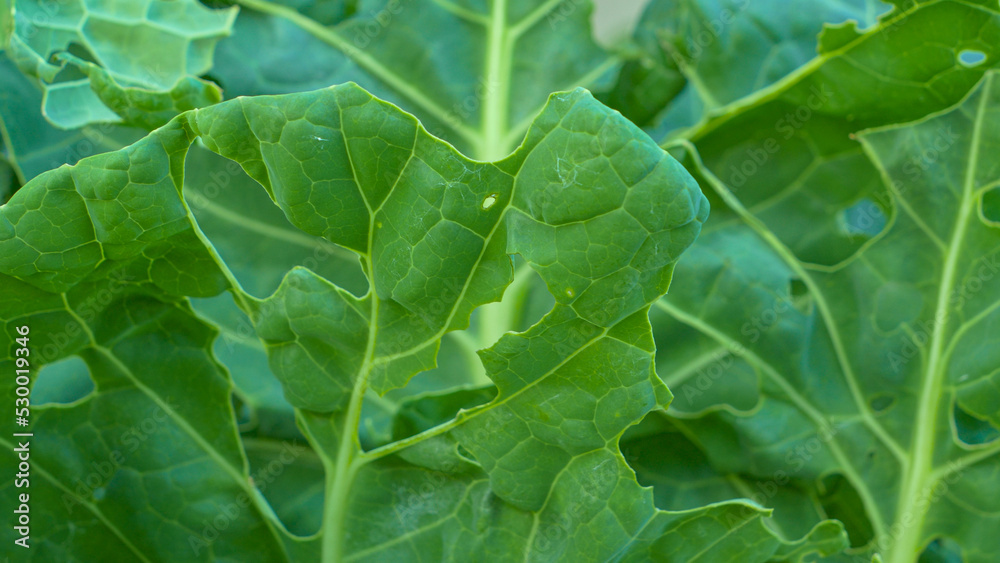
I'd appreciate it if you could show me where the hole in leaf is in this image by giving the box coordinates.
[390,387,497,442]
[789,278,808,298]
[953,402,1000,446]
[869,394,895,413]
[242,438,325,537]
[787,278,812,313]
[184,148,368,298]
[50,42,98,83]
[839,198,887,239]
[919,536,964,563]
[982,187,1000,225]
[66,41,100,64]
[456,444,476,462]
[481,193,498,210]
[33,356,94,405]
[817,474,875,548]
[232,392,255,432]
[958,49,987,67]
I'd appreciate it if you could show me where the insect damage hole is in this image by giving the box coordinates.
[952,401,999,446]
[869,394,895,414]
[981,186,1000,225]
[958,49,987,67]
[33,356,94,405]
[788,278,812,314]
[482,193,498,210]
[817,474,875,548]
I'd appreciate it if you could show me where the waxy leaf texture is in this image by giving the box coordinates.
[0,84,846,561]
[1,0,999,561]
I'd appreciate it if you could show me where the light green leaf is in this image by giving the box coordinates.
[6,0,236,129]
[58,54,224,131]
[0,56,144,183]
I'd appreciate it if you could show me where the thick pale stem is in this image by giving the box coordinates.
[886,80,989,563]
[480,0,511,160]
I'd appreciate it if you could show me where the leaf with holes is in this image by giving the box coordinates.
[0,81,855,561]
[625,0,1000,559]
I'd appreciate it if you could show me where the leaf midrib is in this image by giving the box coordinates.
[232,0,612,162]
[886,71,993,563]
[669,140,907,463]
[655,299,888,536]
[232,0,480,147]
[481,0,511,160]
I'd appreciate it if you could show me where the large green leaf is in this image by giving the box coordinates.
[646,70,1000,563]
[595,2,1000,562]
[5,0,236,128]
[0,83,850,560]
[197,0,631,442]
